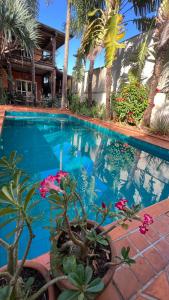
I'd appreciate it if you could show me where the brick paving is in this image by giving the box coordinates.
[1,106,169,299]
[32,200,169,300]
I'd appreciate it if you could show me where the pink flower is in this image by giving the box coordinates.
[139,224,148,234]
[143,214,153,226]
[102,202,106,209]
[40,175,56,188]
[39,187,48,198]
[55,171,69,184]
[39,174,65,198]
[115,199,128,210]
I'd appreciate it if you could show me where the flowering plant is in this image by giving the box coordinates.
[39,171,153,299]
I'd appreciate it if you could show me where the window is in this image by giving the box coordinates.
[16,80,36,97]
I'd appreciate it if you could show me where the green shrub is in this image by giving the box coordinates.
[112,82,148,125]
[68,94,106,119]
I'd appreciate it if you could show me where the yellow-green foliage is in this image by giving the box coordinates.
[104,13,125,67]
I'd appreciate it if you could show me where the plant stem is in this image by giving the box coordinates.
[0,238,10,250]
[11,215,35,286]
[65,214,87,253]
[74,191,87,220]
[99,223,117,236]
[28,276,67,300]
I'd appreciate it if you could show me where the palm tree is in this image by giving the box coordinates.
[80,1,125,119]
[143,0,169,126]
[0,0,38,99]
[61,0,71,108]
[71,0,105,107]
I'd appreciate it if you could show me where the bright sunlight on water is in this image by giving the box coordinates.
[0,112,169,265]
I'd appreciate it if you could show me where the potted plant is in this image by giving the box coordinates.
[0,152,67,300]
[39,171,153,299]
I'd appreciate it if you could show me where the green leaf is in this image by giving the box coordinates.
[28,200,40,211]
[58,290,81,300]
[63,256,77,275]
[0,207,17,217]
[78,293,85,300]
[85,266,93,285]
[1,186,16,204]
[24,187,36,210]
[9,151,16,162]
[0,285,10,300]
[25,277,35,289]
[68,273,82,288]
[87,278,104,293]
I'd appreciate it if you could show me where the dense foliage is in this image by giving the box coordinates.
[68,94,106,119]
[112,81,148,125]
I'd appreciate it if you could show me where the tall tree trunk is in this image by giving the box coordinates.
[61,0,71,108]
[143,45,167,127]
[87,58,94,107]
[105,66,112,120]
[0,62,3,101]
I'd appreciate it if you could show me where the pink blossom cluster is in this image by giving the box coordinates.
[115,199,128,210]
[39,171,68,198]
[115,199,153,235]
[139,214,153,234]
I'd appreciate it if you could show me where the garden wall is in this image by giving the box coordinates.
[73,32,169,109]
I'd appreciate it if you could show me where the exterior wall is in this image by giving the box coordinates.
[72,33,157,105]
[12,70,43,101]
[73,67,107,104]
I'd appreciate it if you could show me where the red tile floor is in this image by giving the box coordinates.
[1,105,169,299]
[33,200,169,300]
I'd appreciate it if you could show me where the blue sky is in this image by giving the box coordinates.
[38,0,140,74]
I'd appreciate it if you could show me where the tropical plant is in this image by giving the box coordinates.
[0,152,67,300]
[112,80,148,125]
[71,0,105,108]
[0,0,38,100]
[39,170,154,298]
[61,0,71,108]
[80,0,125,119]
[72,51,85,83]
[0,0,38,58]
[143,0,169,127]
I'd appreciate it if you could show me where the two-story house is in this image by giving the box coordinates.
[1,22,67,106]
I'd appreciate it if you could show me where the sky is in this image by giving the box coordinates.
[38,0,141,75]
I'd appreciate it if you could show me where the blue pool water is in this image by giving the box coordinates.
[0,111,169,266]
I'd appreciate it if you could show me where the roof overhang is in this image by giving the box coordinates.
[38,22,65,51]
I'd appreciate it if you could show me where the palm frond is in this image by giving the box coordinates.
[133,17,156,32]
[158,0,169,48]
[0,0,39,57]
[129,0,161,16]
[104,13,125,67]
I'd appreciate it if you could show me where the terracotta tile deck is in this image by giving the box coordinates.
[32,199,169,300]
[1,105,169,299]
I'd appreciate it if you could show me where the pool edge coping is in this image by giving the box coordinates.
[1,105,168,151]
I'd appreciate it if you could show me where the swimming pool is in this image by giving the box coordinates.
[0,111,169,265]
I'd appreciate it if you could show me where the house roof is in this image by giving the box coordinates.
[38,22,65,51]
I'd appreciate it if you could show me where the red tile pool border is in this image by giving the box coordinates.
[1,105,169,150]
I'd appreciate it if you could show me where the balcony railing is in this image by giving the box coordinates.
[10,53,53,66]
